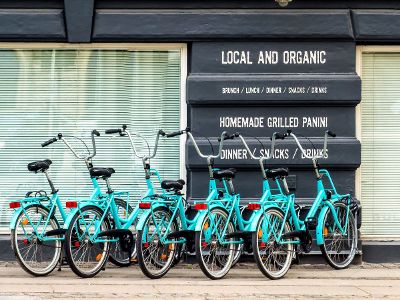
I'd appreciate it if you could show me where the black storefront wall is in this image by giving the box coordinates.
[0,0,400,262]
[187,41,360,202]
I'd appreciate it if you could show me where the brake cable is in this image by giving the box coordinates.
[297,133,317,151]
[63,135,91,156]
[191,130,215,155]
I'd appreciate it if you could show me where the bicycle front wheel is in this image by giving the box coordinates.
[195,208,235,280]
[252,207,293,280]
[320,202,357,269]
[11,204,62,276]
[136,207,178,279]
[65,205,111,278]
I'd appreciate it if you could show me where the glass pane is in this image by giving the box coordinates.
[0,48,182,228]
[361,53,400,237]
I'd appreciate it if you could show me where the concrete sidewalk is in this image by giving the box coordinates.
[0,263,400,299]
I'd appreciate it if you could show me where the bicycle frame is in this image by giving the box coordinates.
[9,130,124,242]
[10,176,109,243]
[82,127,177,244]
[137,130,235,246]
[204,133,292,246]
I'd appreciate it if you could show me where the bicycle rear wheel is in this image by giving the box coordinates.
[320,202,357,269]
[195,208,235,280]
[65,205,111,278]
[252,207,293,279]
[136,207,178,279]
[11,205,61,276]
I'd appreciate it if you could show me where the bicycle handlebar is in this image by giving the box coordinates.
[237,132,282,161]
[92,130,100,137]
[286,130,335,160]
[105,128,122,135]
[42,130,99,161]
[273,133,286,140]
[327,130,336,138]
[217,132,237,142]
[165,127,189,138]
[106,125,169,161]
[187,131,228,160]
[41,137,57,148]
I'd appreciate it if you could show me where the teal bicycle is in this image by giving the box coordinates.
[9,130,131,276]
[235,132,297,279]
[135,129,242,279]
[193,132,294,279]
[255,130,358,279]
[63,125,178,278]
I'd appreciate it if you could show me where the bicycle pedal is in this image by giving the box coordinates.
[61,257,69,266]
[130,258,138,265]
[282,230,305,240]
[305,217,317,230]
[225,231,251,239]
[293,252,301,265]
[44,228,67,237]
[166,230,194,240]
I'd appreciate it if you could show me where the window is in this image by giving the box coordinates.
[361,51,400,238]
[0,45,185,228]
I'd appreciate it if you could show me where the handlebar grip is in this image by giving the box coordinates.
[271,133,286,140]
[92,130,100,137]
[218,133,235,142]
[166,130,184,138]
[41,137,57,147]
[105,129,121,134]
[327,130,336,137]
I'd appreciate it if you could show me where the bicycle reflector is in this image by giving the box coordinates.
[195,203,208,210]
[139,202,151,209]
[66,201,78,208]
[9,202,20,209]
[247,203,261,210]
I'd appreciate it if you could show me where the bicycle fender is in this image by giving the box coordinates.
[194,203,225,232]
[248,210,265,232]
[194,210,208,232]
[248,204,284,232]
[62,202,104,229]
[62,208,79,229]
[135,203,168,231]
[316,205,330,245]
[10,203,48,229]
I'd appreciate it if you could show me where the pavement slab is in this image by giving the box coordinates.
[0,263,399,299]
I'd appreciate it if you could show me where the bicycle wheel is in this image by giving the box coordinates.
[65,205,111,278]
[320,202,357,269]
[136,207,178,279]
[252,207,293,280]
[195,207,235,280]
[11,204,61,276]
[108,199,136,267]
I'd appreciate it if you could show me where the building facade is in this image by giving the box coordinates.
[0,0,400,262]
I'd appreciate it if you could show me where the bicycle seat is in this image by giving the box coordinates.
[89,167,115,178]
[213,168,236,180]
[266,168,289,179]
[27,159,52,172]
[161,179,185,191]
